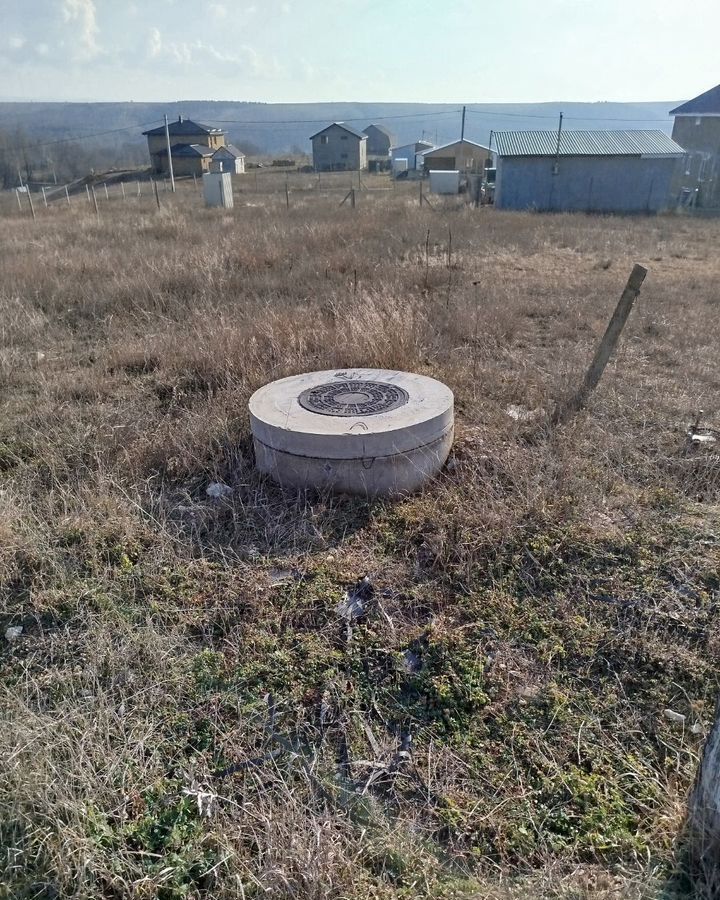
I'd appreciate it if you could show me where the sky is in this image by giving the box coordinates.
[0,0,718,104]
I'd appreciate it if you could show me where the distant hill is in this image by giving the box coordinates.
[0,99,680,158]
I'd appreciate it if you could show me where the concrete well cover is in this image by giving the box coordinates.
[249,369,453,461]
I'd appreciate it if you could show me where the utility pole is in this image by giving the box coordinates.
[460,105,466,142]
[548,112,563,210]
[553,112,564,175]
[164,114,176,193]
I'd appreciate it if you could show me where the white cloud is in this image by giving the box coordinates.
[210,2,227,17]
[147,27,163,58]
[62,0,100,59]
[36,43,49,56]
[9,36,26,49]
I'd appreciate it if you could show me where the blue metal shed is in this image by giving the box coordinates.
[494,130,685,213]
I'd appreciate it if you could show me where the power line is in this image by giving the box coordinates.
[212,109,464,126]
[465,107,672,123]
[9,119,165,153]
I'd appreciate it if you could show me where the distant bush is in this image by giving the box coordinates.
[271,159,295,167]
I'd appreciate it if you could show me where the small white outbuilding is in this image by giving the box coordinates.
[203,172,234,208]
[429,170,460,195]
[211,144,246,175]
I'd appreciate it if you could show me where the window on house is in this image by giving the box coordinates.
[320,135,329,145]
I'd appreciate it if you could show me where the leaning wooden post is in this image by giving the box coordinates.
[687,698,720,897]
[350,188,356,209]
[41,186,48,207]
[86,184,91,204]
[91,186,100,217]
[154,179,161,209]
[419,180,423,207]
[15,188,22,212]
[26,190,36,221]
[64,185,71,205]
[285,178,290,209]
[103,183,109,200]
[553,264,647,424]
[121,182,126,201]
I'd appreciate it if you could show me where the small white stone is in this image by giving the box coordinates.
[206,482,232,499]
[691,722,704,735]
[5,626,23,641]
[663,709,686,725]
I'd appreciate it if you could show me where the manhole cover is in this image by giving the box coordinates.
[298,381,409,417]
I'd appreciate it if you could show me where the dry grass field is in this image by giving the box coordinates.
[1,176,719,899]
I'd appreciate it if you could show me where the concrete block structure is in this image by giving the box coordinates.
[249,369,454,497]
[309,123,368,172]
[493,130,684,213]
[670,84,720,208]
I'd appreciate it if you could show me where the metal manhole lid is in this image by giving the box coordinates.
[298,380,410,417]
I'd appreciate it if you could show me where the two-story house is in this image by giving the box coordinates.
[670,84,720,208]
[309,123,368,172]
[142,116,226,176]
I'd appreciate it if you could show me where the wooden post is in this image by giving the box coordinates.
[65,185,71,205]
[285,178,289,209]
[447,227,452,268]
[91,186,100,217]
[137,181,141,198]
[121,182,126,201]
[103,183,109,201]
[554,264,647,424]
[86,184,91,203]
[687,698,720,897]
[41,186,48,207]
[350,188,356,209]
[15,188,22,211]
[154,179,161,209]
[193,173,197,190]
[419,180,423,207]
[27,190,36,221]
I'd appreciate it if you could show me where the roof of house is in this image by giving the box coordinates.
[155,143,217,158]
[392,140,434,152]
[309,122,367,140]
[143,116,225,137]
[422,139,492,155]
[670,84,720,116]
[364,123,393,136]
[493,129,684,157]
[213,144,246,158]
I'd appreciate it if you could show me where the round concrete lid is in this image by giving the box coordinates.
[249,368,454,460]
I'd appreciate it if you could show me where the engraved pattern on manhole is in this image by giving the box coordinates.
[298,381,410,417]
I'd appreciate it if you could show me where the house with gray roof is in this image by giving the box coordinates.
[493,129,684,213]
[211,144,246,175]
[309,123,368,172]
[670,84,720,207]
[142,116,226,175]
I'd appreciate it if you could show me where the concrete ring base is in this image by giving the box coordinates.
[254,427,454,498]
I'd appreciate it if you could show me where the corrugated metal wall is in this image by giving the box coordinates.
[495,155,681,213]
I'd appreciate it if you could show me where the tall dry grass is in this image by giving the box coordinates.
[1,178,719,898]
